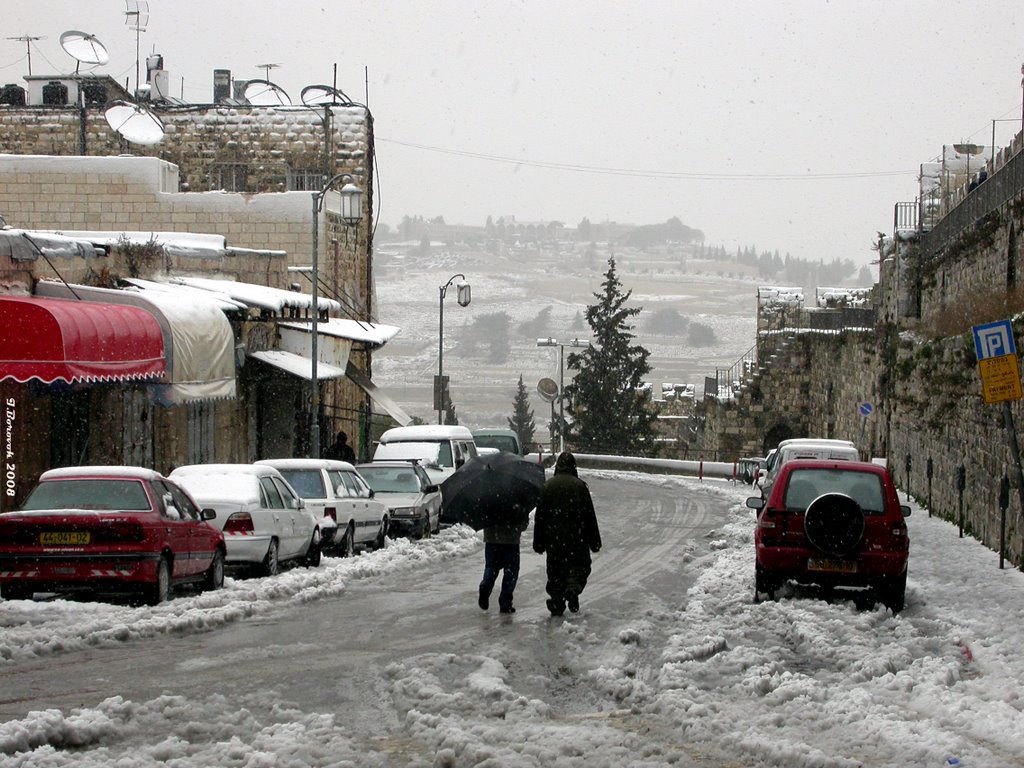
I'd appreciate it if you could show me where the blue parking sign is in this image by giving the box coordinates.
[973,319,1016,361]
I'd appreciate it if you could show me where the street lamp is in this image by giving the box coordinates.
[310,173,362,457]
[536,337,588,454]
[437,273,471,424]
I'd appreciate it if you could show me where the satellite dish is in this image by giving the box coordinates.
[300,84,351,106]
[537,378,559,403]
[60,30,109,70]
[243,79,290,106]
[104,101,165,145]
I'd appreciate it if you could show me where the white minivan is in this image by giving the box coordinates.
[758,438,859,494]
[372,425,478,515]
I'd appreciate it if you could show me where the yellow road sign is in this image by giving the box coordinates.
[978,354,1023,404]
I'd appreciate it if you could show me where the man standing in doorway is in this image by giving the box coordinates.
[532,452,601,616]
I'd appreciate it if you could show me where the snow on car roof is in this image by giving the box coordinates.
[39,466,165,481]
[256,458,355,470]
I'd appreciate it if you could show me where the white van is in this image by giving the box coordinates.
[759,438,859,492]
[372,425,478,489]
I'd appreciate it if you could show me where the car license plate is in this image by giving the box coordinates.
[40,531,90,545]
[807,557,857,574]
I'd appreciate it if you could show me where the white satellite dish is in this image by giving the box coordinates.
[243,79,290,106]
[104,101,165,145]
[300,84,351,106]
[60,30,109,69]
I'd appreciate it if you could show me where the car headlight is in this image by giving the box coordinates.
[391,507,417,516]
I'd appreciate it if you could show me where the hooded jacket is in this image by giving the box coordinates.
[532,452,601,561]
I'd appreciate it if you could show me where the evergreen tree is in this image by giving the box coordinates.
[507,375,536,451]
[564,256,654,454]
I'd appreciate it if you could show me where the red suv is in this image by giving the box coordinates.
[746,460,911,612]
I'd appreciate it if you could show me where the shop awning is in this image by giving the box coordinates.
[247,350,347,380]
[0,296,165,384]
[345,362,412,426]
[35,282,236,404]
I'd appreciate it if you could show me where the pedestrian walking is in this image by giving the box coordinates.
[323,430,356,463]
[478,508,529,614]
[532,451,601,616]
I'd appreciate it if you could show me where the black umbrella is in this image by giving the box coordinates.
[440,452,546,530]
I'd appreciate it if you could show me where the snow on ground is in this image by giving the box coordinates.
[2,473,1023,767]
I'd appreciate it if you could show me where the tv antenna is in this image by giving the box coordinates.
[243,78,290,106]
[5,34,45,76]
[300,84,352,106]
[257,62,282,80]
[59,30,109,73]
[104,100,166,146]
[124,1,150,94]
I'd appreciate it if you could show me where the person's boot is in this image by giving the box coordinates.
[478,585,490,610]
[566,591,580,613]
[546,598,565,616]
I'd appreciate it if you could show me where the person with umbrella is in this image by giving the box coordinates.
[439,452,546,615]
[532,452,602,616]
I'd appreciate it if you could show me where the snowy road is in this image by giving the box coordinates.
[2,471,1024,767]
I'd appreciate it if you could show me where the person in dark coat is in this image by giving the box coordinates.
[324,430,356,463]
[478,509,529,614]
[532,451,601,616]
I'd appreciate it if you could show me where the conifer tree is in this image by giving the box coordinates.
[507,375,536,451]
[564,256,654,454]
[444,399,459,426]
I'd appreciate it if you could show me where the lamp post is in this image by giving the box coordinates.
[536,337,588,454]
[310,173,362,457]
[437,274,471,424]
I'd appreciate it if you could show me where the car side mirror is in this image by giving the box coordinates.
[293,498,305,510]
[201,508,217,521]
[746,496,764,511]
[424,484,439,494]
[900,504,911,517]
[368,489,375,498]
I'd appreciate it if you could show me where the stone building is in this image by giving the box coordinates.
[0,64,407,502]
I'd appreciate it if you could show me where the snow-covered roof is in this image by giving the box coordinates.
[0,228,102,261]
[173,276,343,314]
[279,318,400,347]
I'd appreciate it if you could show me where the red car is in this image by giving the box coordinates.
[0,466,226,605]
[746,460,911,612]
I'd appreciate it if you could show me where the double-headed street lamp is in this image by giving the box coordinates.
[437,274,471,424]
[536,337,588,454]
[309,173,362,457]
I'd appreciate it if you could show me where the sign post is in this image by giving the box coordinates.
[973,319,1024,554]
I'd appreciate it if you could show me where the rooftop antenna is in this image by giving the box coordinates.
[59,30,109,74]
[5,34,45,76]
[257,62,282,81]
[124,1,150,93]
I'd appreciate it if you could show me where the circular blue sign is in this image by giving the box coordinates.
[858,401,874,417]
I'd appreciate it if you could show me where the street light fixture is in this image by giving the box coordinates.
[437,273,471,424]
[536,336,588,454]
[310,173,362,457]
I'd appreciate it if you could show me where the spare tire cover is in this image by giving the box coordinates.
[804,493,865,556]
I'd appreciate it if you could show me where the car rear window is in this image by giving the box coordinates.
[783,468,886,514]
[278,469,326,499]
[22,479,151,511]
[474,435,519,453]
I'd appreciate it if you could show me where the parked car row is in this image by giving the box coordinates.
[0,457,403,605]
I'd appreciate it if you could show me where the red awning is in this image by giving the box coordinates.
[0,296,166,384]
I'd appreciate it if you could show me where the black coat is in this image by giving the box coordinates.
[533,456,601,564]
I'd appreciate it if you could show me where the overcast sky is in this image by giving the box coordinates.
[3,1,1023,265]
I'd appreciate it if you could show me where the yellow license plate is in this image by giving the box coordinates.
[40,531,91,545]
[807,558,857,574]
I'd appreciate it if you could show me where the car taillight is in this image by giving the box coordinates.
[223,512,254,534]
[98,521,145,542]
[324,507,337,522]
